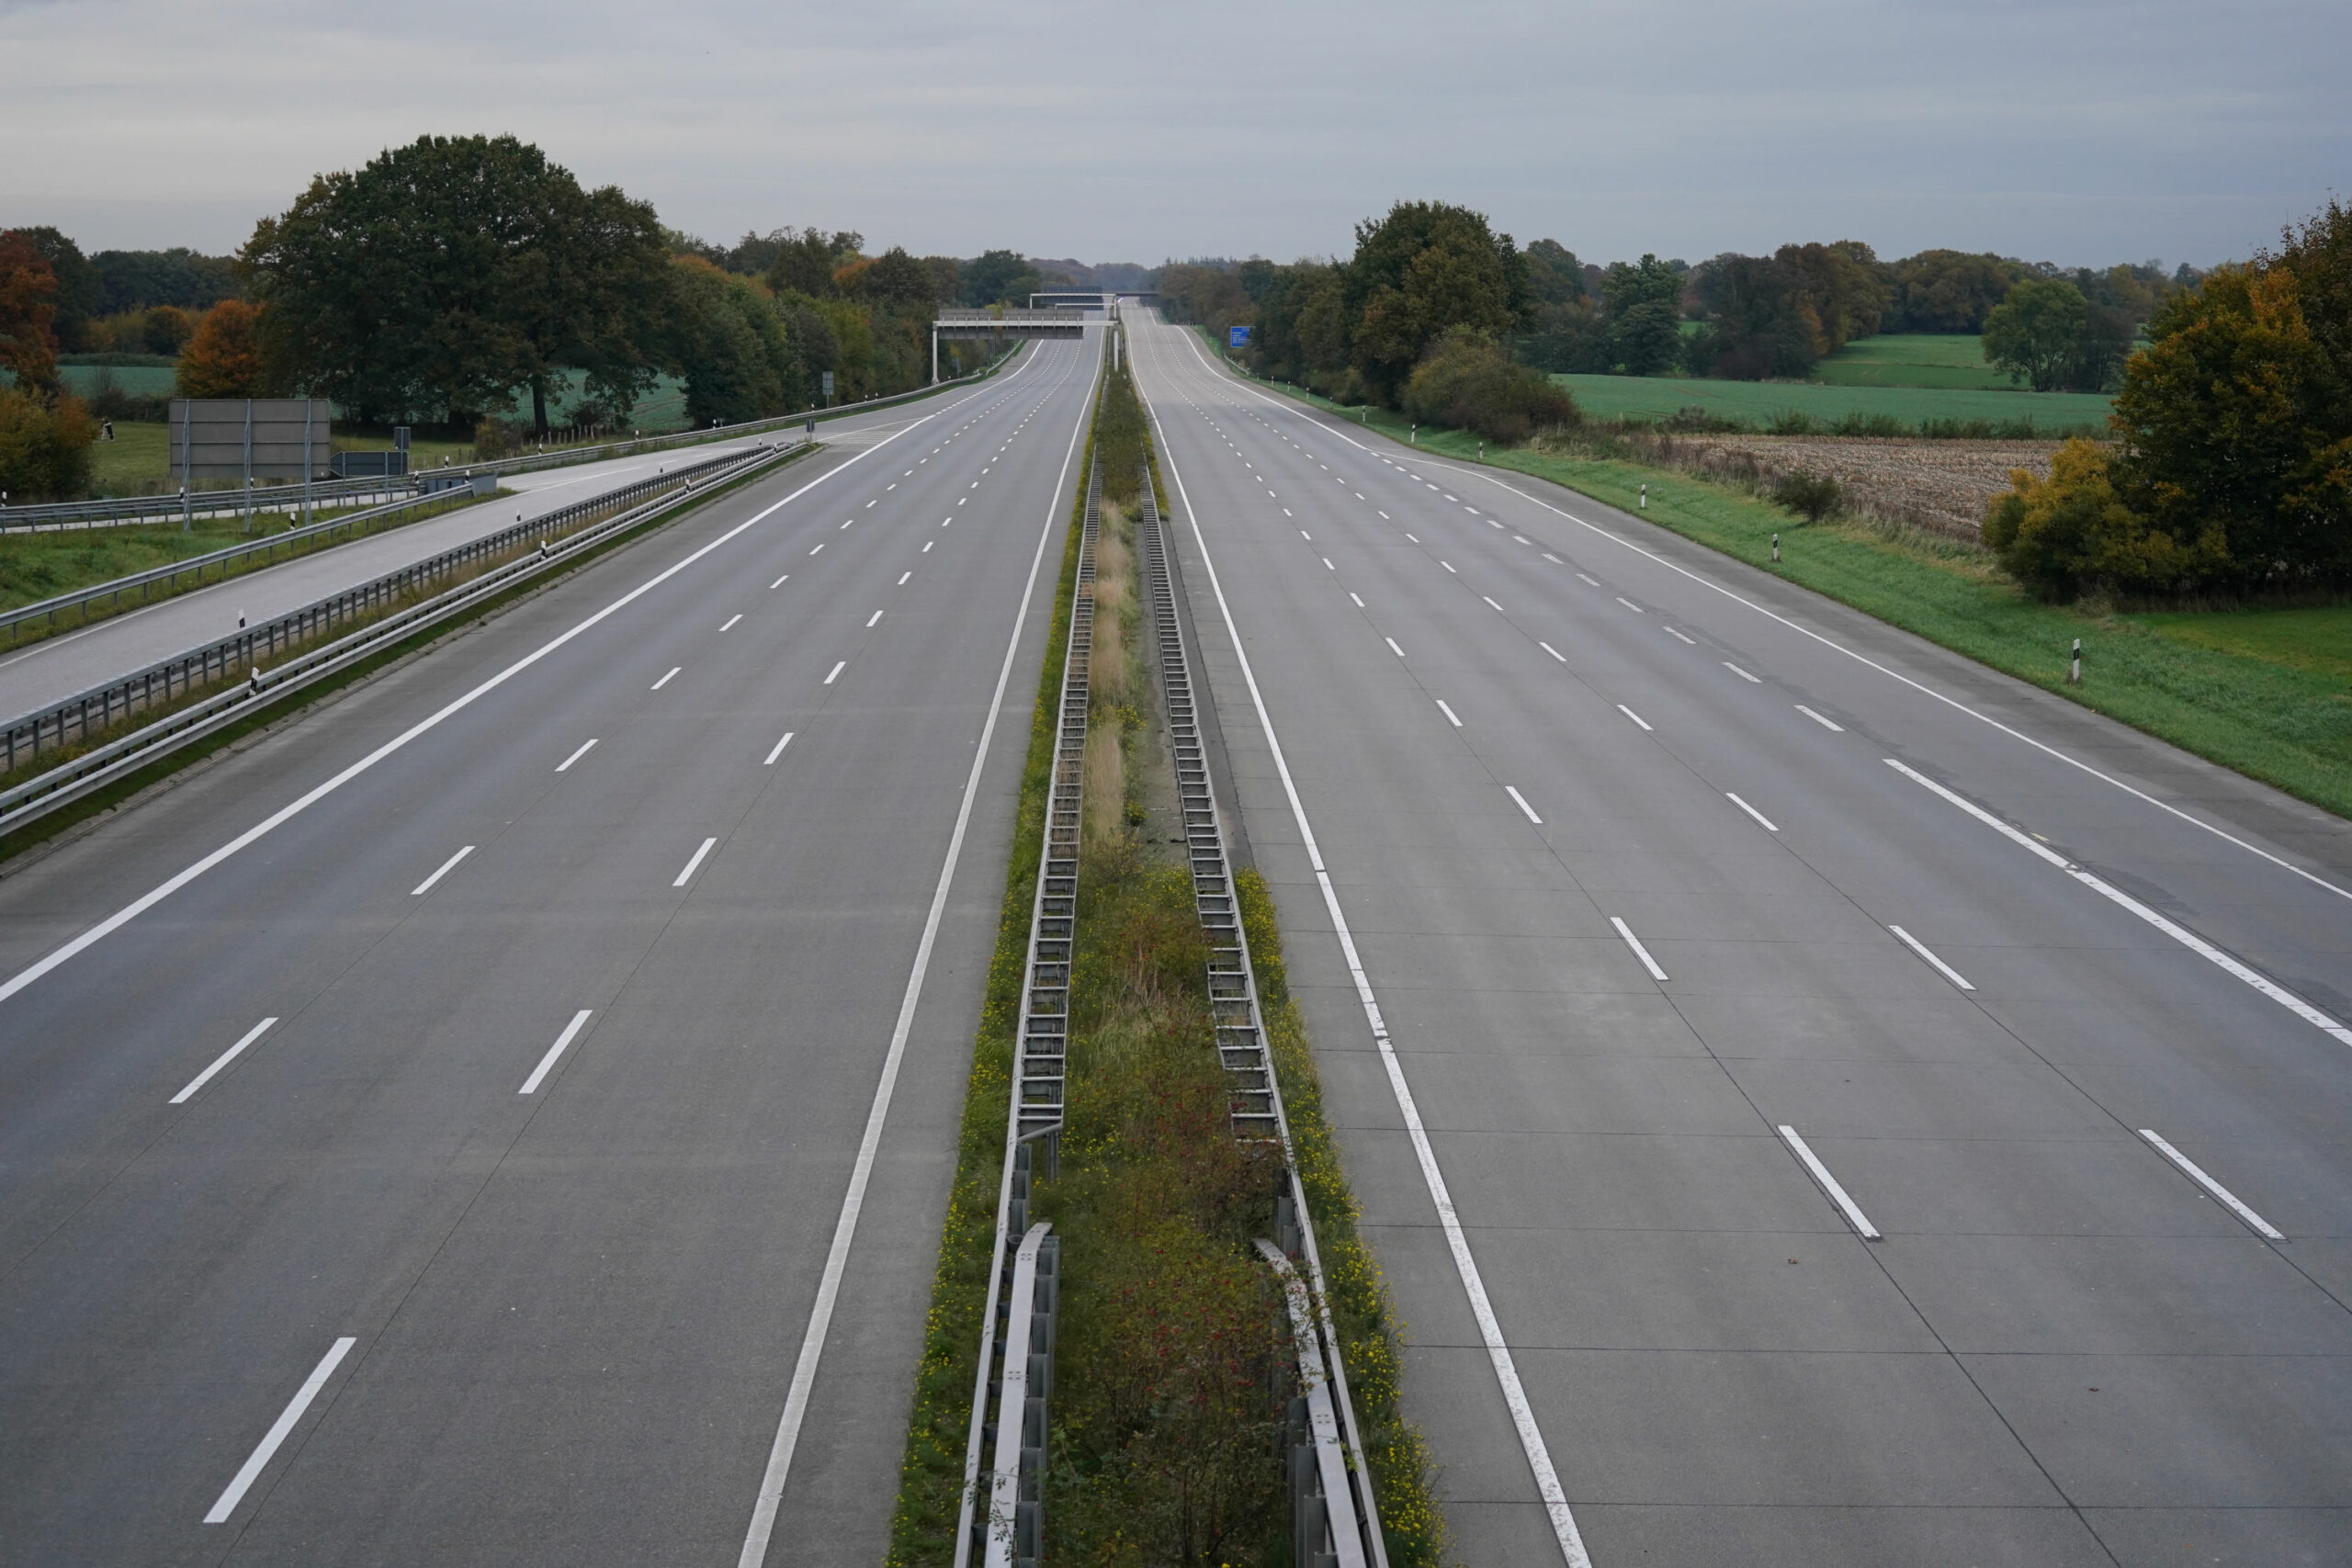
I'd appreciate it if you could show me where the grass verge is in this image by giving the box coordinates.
[1230,357,2352,822]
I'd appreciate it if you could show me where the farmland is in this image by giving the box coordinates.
[1810,332,2018,390]
[1549,370,2115,432]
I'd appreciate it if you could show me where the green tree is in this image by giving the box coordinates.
[90,247,242,315]
[1522,239,1586,306]
[1600,254,1684,376]
[669,257,792,425]
[1344,201,1524,401]
[960,249,1041,307]
[244,134,670,430]
[1890,249,2019,333]
[1982,277,2095,390]
[1400,327,1579,443]
[764,229,863,298]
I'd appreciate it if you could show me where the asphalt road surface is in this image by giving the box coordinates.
[0,334,1098,1566]
[1126,310,2352,1568]
[0,379,1017,724]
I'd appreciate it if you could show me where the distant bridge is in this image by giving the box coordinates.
[931,309,1093,381]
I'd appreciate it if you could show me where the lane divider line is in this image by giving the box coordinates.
[1725,793,1779,832]
[824,660,846,685]
[1616,704,1651,731]
[1723,661,1760,682]
[1385,637,1406,658]
[1795,705,1844,731]
[763,731,795,766]
[1610,915,1666,981]
[1777,1126,1882,1239]
[556,738,597,772]
[651,667,681,690]
[866,611,884,627]
[1540,641,1566,663]
[1886,758,2350,1044]
[1505,785,1544,825]
[202,1337,356,1523]
[2138,1129,2286,1239]
[1889,923,1975,991]
[410,844,474,896]
[673,836,718,887]
[519,1009,594,1095]
[170,1016,277,1104]
[1436,699,1464,728]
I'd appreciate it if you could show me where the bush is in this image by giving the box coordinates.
[0,388,96,501]
[1770,468,1842,521]
[471,417,516,459]
[1982,437,2222,601]
[1400,328,1578,444]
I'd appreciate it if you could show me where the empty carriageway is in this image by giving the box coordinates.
[1125,309,2352,1568]
[0,335,1101,1566]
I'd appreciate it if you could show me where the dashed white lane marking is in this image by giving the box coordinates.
[1577,572,1600,586]
[1611,916,1667,980]
[764,731,796,765]
[1616,705,1652,731]
[1885,758,2352,1045]
[1543,553,1563,563]
[410,844,474,896]
[2139,1130,2286,1239]
[922,541,934,553]
[1665,626,1697,645]
[841,519,854,529]
[1349,592,1365,607]
[673,836,718,888]
[770,573,790,590]
[1540,641,1566,662]
[202,1337,356,1523]
[1301,529,1313,540]
[1504,785,1544,825]
[520,1010,595,1095]
[824,660,846,684]
[721,614,743,631]
[1386,637,1405,658]
[1513,535,1532,545]
[809,542,825,555]
[1323,558,1336,570]
[1436,699,1463,728]
[866,610,884,627]
[1796,705,1845,731]
[170,1017,277,1104]
[1889,923,1975,991]
[1726,792,1780,832]
[1615,596,1642,613]
[1778,1126,1882,1239]
[1483,596,1504,613]
[1724,661,1761,682]
[1442,561,1457,574]
[651,667,681,690]
[898,571,911,585]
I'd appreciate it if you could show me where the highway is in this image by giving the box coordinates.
[0,334,1098,1565]
[1125,310,2352,1568]
[0,389,1003,723]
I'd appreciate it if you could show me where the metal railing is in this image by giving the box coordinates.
[1135,463,1386,1567]
[0,344,1022,535]
[955,450,1102,1568]
[0,441,797,832]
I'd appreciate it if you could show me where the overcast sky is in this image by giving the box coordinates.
[5,0,2344,270]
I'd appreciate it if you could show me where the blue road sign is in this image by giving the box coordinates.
[1228,325,1251,347]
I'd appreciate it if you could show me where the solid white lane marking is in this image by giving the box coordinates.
[557,738,598,773]
[410,845,475,896]
[1142,355,1589,1568]
[519,1009,594,1094]
[1349,592,1365,607]
[866,610,884,627]
[1778,1127,1882,1239]
[1615,596,1642,613]
[673,837,717,887]
[824,660,846,684]
[1504,785,1544,825]
[1616,704,1652,731]
[203,1337,356,1523]
[1483,596,1504,613]
[721,614,743,631]
[2139,1130,2286,1239]
[1436,699,1463,728]
[1666,626,1697,645]
[651,667,681,690]
[745,347,1096,1568]
[1385,637,1406,658]
[1611,916,1667,980]
[1885,759,2352,1045]
[1577,572,1600,586]
[1889,923,1975,990]
[1796,704,1845,731]
[1723,661,1760,682]
[1726,792,1779,831]
[170,1017,277,1104]
[763,731,796,765]
[770,573,789,590]
[1540,641,1566,662]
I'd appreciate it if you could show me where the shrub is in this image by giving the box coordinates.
[1770,468,1843,521]
[1399,328,1578,444]
[1982,437,2222,600]
[0,387,96,501]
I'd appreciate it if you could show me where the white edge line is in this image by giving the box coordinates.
[763,731,796,765]
[673,835,718,887]
[744,341,1091,1568]
[2138,1129,2286,1239]
[0,412,935,1010]
[518,1009,594,1095]
[170,1016,277,1104]
[1888,923,1976,991]
[202,1337,356,1523]
[1609,915,1667,981]
[1725,792,1779,832]
[409,843,474,897]
[1777,1125,1883,1239]
[1147,326,1584,1568]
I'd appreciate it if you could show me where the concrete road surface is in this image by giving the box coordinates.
[1126,310,2352,1568]
[0,335,1098,1565]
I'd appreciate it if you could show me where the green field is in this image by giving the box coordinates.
[59,363,179,401]
[1812,333,2018,390]
[1550,371,2114,432]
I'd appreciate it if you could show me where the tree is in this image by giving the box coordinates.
[1344,201,1524,401]
[1600,254,1684,376]
[0,386,96,501]
[1982,278,2094,390]
[849,246,937,309]
[90,248,243,314]
[669,257,791,425]
[11,228,100,352]
[0,231,62,393]
[961,249,1041,307]
[1891,250,2018,333]
[244,134,670,430]
[1983,438,2217,600]
[765,229,863,298]
[175,299,268,397]
[1400,328,1579,443]
[1522,239,1586,306]
[1685,253,1816,379]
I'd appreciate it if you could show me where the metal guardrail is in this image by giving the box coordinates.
[984,1222,1060,1568]
[0,441,793,831]
[955,450,1102,1568]
[1261,1242,1371,1568]
[1136,461,1386,1567]
[0,345,1022,535]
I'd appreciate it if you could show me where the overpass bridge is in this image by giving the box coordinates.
[932,307,1101,381]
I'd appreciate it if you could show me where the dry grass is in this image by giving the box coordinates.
[1081,723,1125,854]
